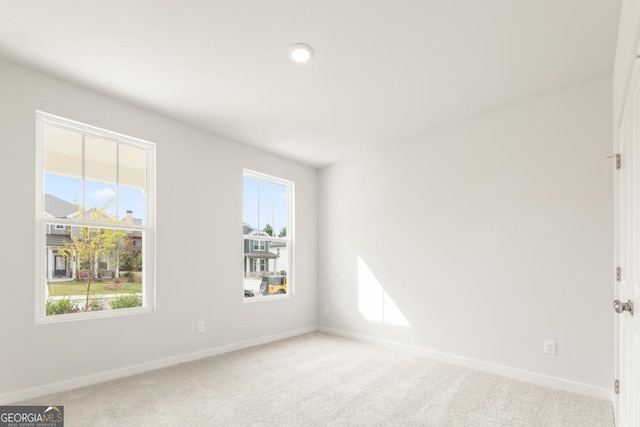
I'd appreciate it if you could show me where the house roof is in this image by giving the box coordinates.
[244,251,277,259]
[243,225,272,237]
[44,194,77,218]
[46,234,71,247]
[44,194,143,225]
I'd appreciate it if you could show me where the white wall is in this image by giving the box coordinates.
[318,78,613,393]
[0,59,317,399]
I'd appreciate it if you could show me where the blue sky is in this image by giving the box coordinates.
[47,173,284,230]
[243,176,288,235]
[45,173,146,223]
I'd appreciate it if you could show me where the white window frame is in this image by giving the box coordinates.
[243,169,294,302]
[35,111,156,323]
[253,240,265,251]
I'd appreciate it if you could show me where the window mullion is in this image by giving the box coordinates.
[81,133,86,217]
[257,179,260,232]
[115,142,120,222]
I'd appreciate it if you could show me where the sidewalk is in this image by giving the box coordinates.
[48,293,142,301]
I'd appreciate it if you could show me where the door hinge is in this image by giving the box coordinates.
[614,379,620,394]
[616,267,622,282]
[608,153,622,169]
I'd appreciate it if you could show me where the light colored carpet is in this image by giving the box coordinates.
[17,332,613,426]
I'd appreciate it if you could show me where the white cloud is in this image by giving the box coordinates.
[92,187,115,200]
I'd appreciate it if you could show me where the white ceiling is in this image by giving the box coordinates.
[0,1,622,167]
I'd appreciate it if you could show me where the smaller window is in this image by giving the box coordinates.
[242,170,293,301]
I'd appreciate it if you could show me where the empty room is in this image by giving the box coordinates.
[0,1,638,426]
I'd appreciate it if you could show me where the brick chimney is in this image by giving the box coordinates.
[126,210,133,225]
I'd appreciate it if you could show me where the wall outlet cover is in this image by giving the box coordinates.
[544,340,556,355]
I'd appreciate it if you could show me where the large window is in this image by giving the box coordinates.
[36,112,155,322]
[243,170,293,300]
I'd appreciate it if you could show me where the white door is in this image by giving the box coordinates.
[615,65,640,427]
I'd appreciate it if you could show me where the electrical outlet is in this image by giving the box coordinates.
[197,321,205,333]
[544,340,556,355]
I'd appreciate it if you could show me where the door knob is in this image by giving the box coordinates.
[613,299,634,315]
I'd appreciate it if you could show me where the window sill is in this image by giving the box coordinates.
[243,294,293,303]
[35,305,154,324]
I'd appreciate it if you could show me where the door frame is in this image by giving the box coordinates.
[613,54,640,426]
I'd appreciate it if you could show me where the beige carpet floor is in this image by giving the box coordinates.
[17,332,614,426]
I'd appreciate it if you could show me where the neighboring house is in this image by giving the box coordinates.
[44,194,78,280]
[269,241,288,275]
[243,223,281,277]
[44,194,142,281]
[122,210,144,255]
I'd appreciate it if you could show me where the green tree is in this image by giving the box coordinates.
[278,226,287,237]
[263,223,273,236]
[58,206,127,309]
[119,248,142,272]
[119,250,133,271]
[131,251,143,272]
[109,231,127,279]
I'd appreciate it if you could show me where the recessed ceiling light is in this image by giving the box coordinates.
[289,43,314,63]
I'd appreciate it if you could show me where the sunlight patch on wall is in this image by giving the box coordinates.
[358,257,410,327]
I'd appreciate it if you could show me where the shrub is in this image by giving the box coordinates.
[109,294,142,309]
[87,298,106,311]
[123,271,136,283]
[46,298,75,316]
[119,251,133,271]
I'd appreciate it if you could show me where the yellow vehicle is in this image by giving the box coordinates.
[260,275,287,295]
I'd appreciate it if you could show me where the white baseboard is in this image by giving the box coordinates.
[0,326,318,405]
[2,325,611,404]
[318,326,611,401]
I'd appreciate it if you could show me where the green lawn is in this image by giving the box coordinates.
[48,279,142,297]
